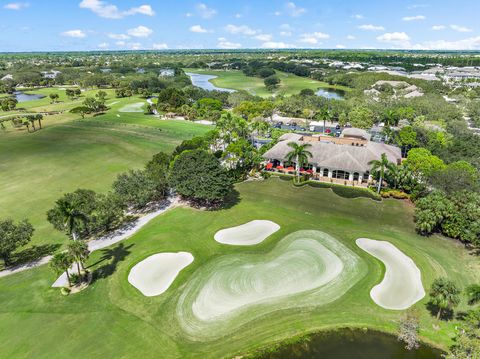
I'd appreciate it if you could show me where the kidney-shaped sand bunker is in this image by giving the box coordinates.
[214,220,280,245]
[356,238,425,310]
[128,252,194,297]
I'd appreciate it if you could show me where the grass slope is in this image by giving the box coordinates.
[0,179,478,358]
[184,68,350,97]
[0,96,211,253]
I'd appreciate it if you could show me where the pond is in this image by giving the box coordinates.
[14,91,45,102]
[185,72,236,93]
[316,88,345,100]
[257,329,443,359]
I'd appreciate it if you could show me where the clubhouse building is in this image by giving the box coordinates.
[262,128,402,186]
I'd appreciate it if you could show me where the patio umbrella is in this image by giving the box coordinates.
[276,165,284,170]
[265,163,273,169]
[306,169,313,174]
[286,166,295,171]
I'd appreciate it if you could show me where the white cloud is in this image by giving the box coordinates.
[234,13,242,18]
[402,15,425,21]
[61,29,86,38]
[129,42,142,50]
[262,41,292,49]
[299,32,330,44]
[285,2,306,17]
[414,37,480,50]
[185,12,193,17]
[4,2,29,10]
[377,32,411,48]
[336,44,346,49]
[407,4,428,9]
[217,37,241,49]
[79,0,155,19]
[346,35,356,40]
[431,25,446,31]
[225,24,256,35]
[196,3,217,19]
[274,11,281,16]
[358,24,385,31]
[97,42,109,49]
[351,14,364,19]
[115,41,126,46]
[450,24,472,33]
[280,31,292,36]
[127,25,153,38]
[108,33,130,40]
[190,25,209,33]
[254,34,273,41]
[152,43,168,50]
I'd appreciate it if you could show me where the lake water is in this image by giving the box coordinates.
[257,329,443,359]
[316,88,345,100]
[186,72,236,93]
[14,91,45,102]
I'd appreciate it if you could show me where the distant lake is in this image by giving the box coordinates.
[257,329,443,359]
[316,88,345,100]
[14,91,45,102]
[186,72,236,93]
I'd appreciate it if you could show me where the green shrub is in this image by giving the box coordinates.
[60,287,71,296]
[293,180,381,201]
[381,189,409,199]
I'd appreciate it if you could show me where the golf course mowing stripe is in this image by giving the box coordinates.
[356,238,426,310]
[176,230,367,340]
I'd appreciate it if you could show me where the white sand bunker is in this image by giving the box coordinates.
[119,102,145,113]
[176,231,366,339]
[128,252,194,297]
[356,238,425,310]
[214,220,280,245]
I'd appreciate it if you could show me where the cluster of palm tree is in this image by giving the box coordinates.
[23,114,43,133]
[50,241,89,287]
[429,278,480,321]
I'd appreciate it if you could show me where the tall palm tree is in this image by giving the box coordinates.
[429,277,461,321]
[368,153,395,194]
[286,142,313,182]
[317,106,331,134]
[68,241,90,276]
[50,252,74,287]
[56,199,87,241]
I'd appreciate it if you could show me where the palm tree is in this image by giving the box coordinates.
[317,106,331,134]
[429,277,461,320]
[56,199,87,241]
[67,241,90,276]
[27,116,36,131]
[466,284,480,305]
[50,252,74,287]
[36,114,43,129]
[286,142,313,182]
[23,121,30,133]
[368,153,395,194]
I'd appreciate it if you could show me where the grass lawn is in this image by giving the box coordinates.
[0,178,478,358]
[184,68,350,97]
[0,95,212,257]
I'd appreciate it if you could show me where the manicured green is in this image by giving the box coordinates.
[0,178,478,358]
[184,68,350,97]
[0,99,211,253]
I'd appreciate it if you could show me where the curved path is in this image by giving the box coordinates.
[0,197,179,281]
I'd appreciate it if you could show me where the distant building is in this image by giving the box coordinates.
[41,70,61,79]
[159,68,175,77]
[1,74,13,81]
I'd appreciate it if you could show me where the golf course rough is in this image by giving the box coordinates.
[176,230,367,339]
[356,238,425,310]
[128,252,194,297]
[214,220,280,245]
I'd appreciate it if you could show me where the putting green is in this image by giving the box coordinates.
[118,102,145,113]
[176,230,367,339]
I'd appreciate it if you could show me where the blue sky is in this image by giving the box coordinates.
[0,0,479,52]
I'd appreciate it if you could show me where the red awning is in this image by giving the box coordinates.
[265,163,273,169]
[286,167,295,171]
[276,165,284,170]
